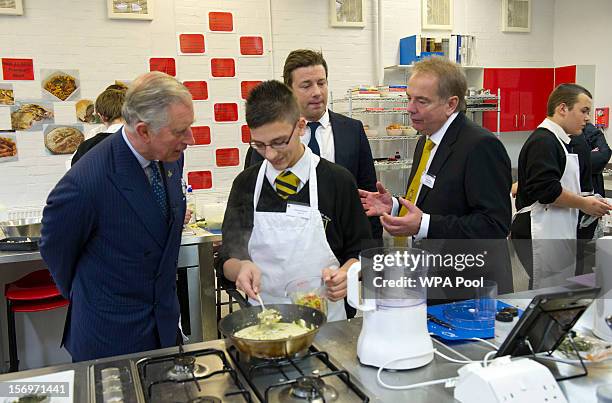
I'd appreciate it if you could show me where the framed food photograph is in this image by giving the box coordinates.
[0,0,23,16]
[0,131,18,163]
[107,0,153,20]
[502,0,531,32]
[329,0,366,28]
[422,0,453,30]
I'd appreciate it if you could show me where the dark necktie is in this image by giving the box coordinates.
[149,161,169,219]
[307,121,321,156]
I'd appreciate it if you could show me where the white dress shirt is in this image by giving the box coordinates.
[121,127,158,183]
[265,146,320,193]
[391,112,459,239]
[301,110,335,163]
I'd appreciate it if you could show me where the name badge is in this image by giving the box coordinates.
[421,173,436,189]
[286,203,311,219]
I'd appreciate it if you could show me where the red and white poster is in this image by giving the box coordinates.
[214,103,238,122]
[595,107,609,129]
[178,33,206,54]
[188,171,213,190]
[191,126,211,145]
[208,11,233,32]
[2,58,35,80]
[240,36,264,56]
[183,81,208,101]
[216,148,240,167]
[241,125,251,143]
[241,81,262,100]
[149,58,176,76]
[211,58,236,78]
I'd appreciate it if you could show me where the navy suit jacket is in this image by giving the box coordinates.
[40,130,186,361]
[247,110,382,239]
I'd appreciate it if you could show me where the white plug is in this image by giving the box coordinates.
[454,356,568,403]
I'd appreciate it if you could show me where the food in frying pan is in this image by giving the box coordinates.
[257,308,282,326]
[0,136,17,158]
[43,73,77,101]
[0,89,14,105]
[11,104,54,130]
[9,394,50,403]
[234,318,313,341]
[44,127,84,154]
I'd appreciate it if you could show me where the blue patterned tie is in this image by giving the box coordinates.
[307,121,321,156]
[149,161,169,219]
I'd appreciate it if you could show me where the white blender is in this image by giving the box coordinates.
[347,247,434,369]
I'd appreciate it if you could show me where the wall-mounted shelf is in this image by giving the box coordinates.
[368,135,419,141]
[374,160,412,170]
[384,64,484,71]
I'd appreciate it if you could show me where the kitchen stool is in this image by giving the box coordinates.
[4,270,69,372]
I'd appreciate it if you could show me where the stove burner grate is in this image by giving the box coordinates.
[138,347,252,402]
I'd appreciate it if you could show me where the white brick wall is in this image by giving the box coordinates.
[554,0,611,140]
[0,0,602,212]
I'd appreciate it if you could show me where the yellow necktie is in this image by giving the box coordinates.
[275,170,300,199]
[400,138,435,216]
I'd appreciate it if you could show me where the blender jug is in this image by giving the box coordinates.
[347,247,434,369]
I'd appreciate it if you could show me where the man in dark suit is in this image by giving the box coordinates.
[359,57,513,296]
[247,49,381,240]
[40,72,195,361]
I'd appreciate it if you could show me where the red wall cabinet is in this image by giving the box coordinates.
[483,68,553,132]
[554,65,576,86]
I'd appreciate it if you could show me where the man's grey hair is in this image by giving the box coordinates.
[122,71,192,133]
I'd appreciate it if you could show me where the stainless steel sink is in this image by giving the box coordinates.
[0,218,42,239]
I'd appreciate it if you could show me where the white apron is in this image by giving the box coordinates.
[247,150,346,321]
[515,121,580,289]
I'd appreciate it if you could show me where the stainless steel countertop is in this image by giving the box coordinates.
[0,230,221,265]
[312,292,612,403]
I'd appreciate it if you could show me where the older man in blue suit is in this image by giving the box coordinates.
[40,71,195,361]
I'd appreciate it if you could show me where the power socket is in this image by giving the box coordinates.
[454,356,568,403]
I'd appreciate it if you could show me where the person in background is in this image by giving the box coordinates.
[511,83,611,288]
[580,122,612,239]
[40,71,195,361]
[246,49,381,241]
[220,80,371,322]
[358,57,514,299]
[71,88,126,166]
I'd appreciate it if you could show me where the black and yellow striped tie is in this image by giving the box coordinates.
[275,170,300,199]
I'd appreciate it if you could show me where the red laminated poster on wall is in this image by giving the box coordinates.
[208,11,233,32]
[183,81,208,101]
[178,34,205,54]
[240,36,264,56]
[2,58,35,80]
[188,171,213,190]
[241,125,251,143]
[191,126,211,145]
[149,58,176,76]
[214,103,238,122]
[211,58,235,78]
[216,148,240,167]
[595,107,609,129]
[241,81,262,100]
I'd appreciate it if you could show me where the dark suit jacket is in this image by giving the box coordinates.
[247,110,382,238]
[71,132,112,166]
[583,123,611,197]
[40,130,186,361]
[408,112,513,295]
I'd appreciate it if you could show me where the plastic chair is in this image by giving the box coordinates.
[4,270,69,372]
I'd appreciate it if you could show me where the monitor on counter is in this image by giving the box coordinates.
[495,288,600,358]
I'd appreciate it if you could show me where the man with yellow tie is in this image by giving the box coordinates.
[219,80,371,321]
[359,57,512,241]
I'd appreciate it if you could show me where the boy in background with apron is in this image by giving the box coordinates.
[219,80,372,321]
[511,83,611,289]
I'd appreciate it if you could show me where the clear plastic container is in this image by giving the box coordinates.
[285,276,328,316]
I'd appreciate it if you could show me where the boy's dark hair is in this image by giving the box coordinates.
[283,49,328,88]
[547,83,592,117]
[245,80,300,129]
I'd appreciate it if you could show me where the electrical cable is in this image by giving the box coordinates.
[470,337,500,350]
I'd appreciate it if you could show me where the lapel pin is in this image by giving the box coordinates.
[167,170,173,178]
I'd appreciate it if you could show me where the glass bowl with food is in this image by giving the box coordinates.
[285,276,328,316]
